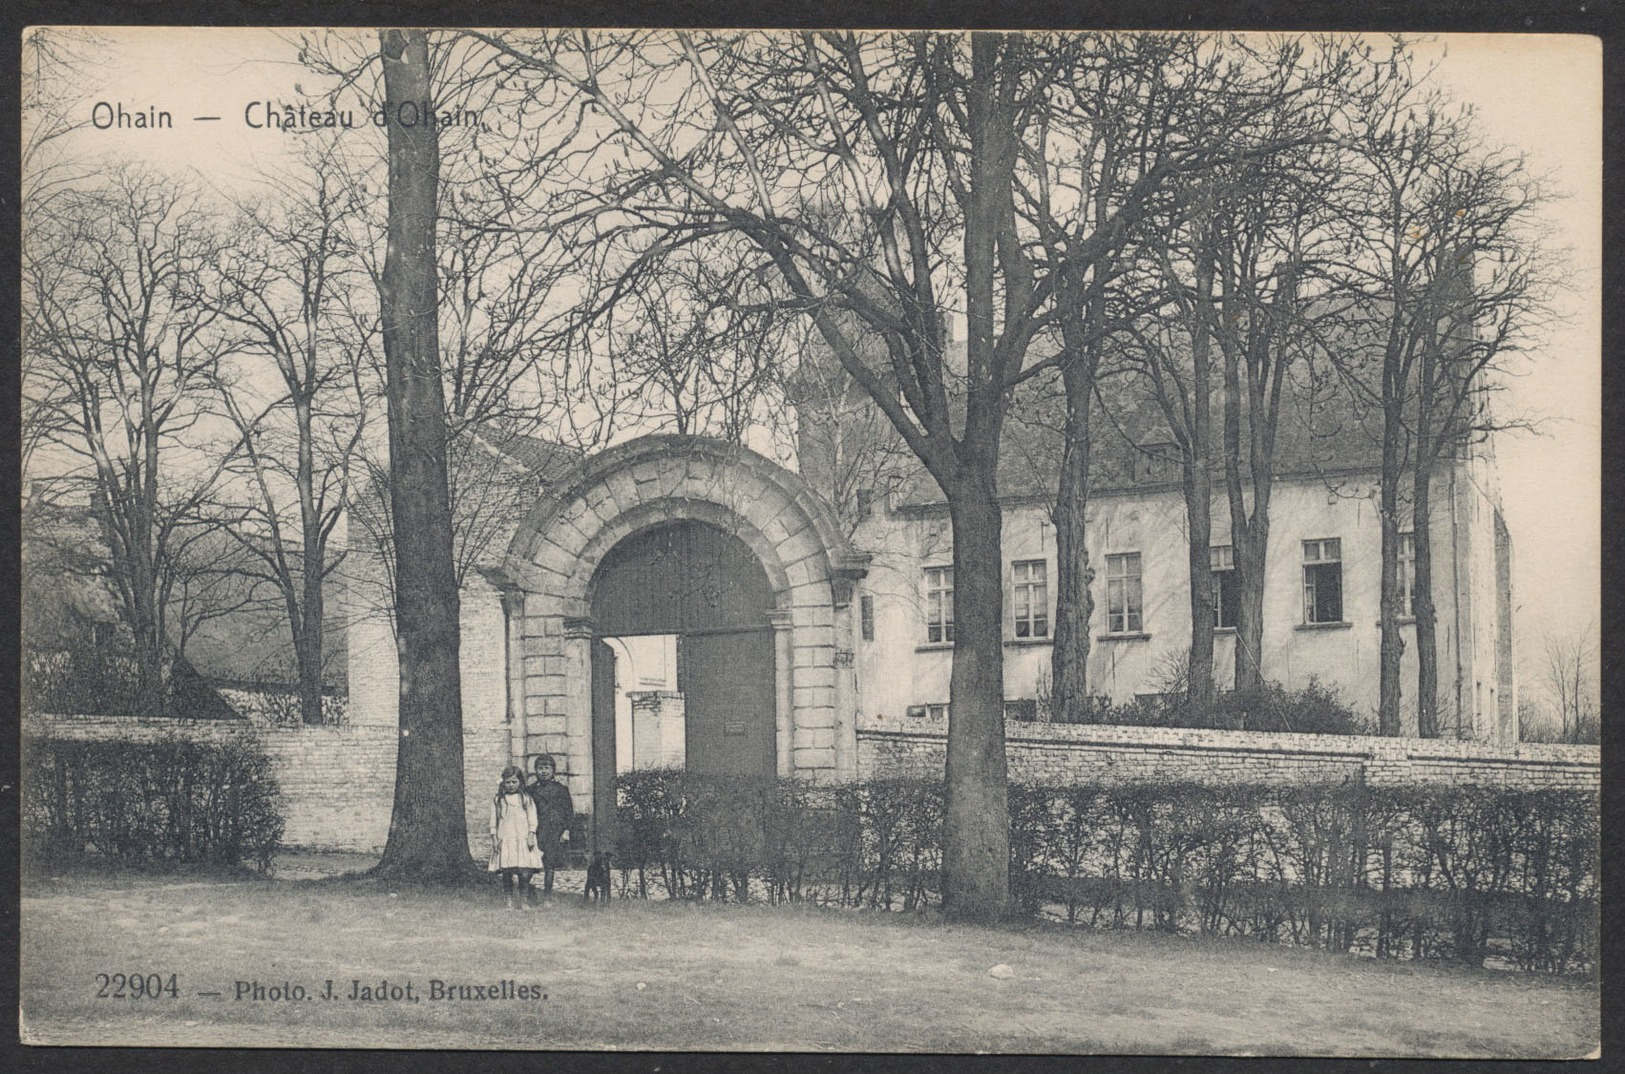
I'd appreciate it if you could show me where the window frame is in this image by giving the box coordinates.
[1398,531,1416,619]
[1010,558,1050,639]
[1302,537,1344,625]
[923,565,955,645]
[1105,551,1144,635]
[1210,545,1239,630]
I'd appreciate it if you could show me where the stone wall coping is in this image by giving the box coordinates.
[23,713,491,740]
[854,712,1600,766]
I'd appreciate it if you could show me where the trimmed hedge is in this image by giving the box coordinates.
[611,769,1596,975]
[23,732,285,873]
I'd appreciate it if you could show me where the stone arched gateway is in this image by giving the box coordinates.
[498,435,869,839]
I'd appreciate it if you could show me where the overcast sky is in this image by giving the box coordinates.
[30,27,1602,691]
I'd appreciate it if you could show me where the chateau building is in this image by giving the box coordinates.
[340,362,1517,841]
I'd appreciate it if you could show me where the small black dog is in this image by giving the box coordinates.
[583,851,612,904]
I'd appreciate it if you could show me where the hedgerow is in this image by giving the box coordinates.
[23,732,284,873]
[609,769,1596,975]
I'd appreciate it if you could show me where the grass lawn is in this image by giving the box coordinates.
[19,857,1598,1056]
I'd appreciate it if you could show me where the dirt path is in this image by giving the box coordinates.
[19,869,1598,1056]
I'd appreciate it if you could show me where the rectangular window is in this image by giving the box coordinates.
[1303,538,1344,624]
[855,488,874,521]
[1011,559,1049,639]
[1399,532,1416,619]
[924,566,954,644]
[1211,546,1239,629]
[1106,552,1143,634]
[1136,442,1180,484]
[1004,699,1038,722]
[859,594,875,642]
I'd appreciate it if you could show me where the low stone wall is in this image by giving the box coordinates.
[25,713,511,857]
[856,713,1599,791]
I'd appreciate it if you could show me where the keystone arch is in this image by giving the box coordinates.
[499,435,869,831]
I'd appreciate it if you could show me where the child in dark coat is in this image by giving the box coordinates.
[526,753,574,898]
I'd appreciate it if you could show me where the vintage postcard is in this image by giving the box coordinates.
[19,25,1601,1054]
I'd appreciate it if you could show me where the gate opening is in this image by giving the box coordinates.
[587,520,778,835]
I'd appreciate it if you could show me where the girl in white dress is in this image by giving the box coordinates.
[489,765,543,909]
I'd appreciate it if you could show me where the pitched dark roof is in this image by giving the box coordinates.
[474,425,583,481]
[892,369,1387,509]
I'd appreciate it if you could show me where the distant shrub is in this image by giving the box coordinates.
[1054,678,1368,736]
[1218,679,1370,735]
[23,732,284,872]
[24,647,151,716]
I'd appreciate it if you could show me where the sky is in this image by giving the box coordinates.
[26,27,1602,698]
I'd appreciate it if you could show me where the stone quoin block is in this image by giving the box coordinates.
[792,645,836,669]
[791,703,837,730]
[792,746,837,772]
[792,685,836,711]
[793,726,837,751]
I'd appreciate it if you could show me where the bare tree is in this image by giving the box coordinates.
[21,28,113,478]
[458,29,1392,917]
[782,316,915,538]
[1542,625,1598,744]
[21,27,109,217]
[209,142,374,724]
[372,27,472,880]
[1157,116,1353,703]
[1405,154,1548,739]
[461,29,1075,918]
[594,242,784,441]
[1034,35,1359,717]
[335,75,601,605]
[23,168,238,714]
[1327,71,1550,736]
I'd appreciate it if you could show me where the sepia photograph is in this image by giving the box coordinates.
[18,24,1601,1055]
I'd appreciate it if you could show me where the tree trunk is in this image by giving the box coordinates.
[1413,447,1440,739]
[1182,249,1217,716]
[1377,398,1405,737]
[931,33,1017,923]
[1183,460,1215,715]
[372,27,473,881]
[1230,520,1268,693]
[296,393,326,726]
[297,576,325,726]
[1050,348,1095,723]
[116,475,166,716]
[1413,327,1443,739]
[941,467,1010,923]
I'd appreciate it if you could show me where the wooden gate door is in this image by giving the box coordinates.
[590,519,780,787]
[680,628,776,778]
[590,638,617,852]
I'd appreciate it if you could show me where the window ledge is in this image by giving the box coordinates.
[1005,636,1053,648]
[1096,632,1152,642]
[1295,621,1353,632]
[915,642,954,653]
[1213,626,1238,635]
[1373,618,1418,627]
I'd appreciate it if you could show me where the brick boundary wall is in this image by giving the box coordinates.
[855,714,1599,791]
[24,714,511,857]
